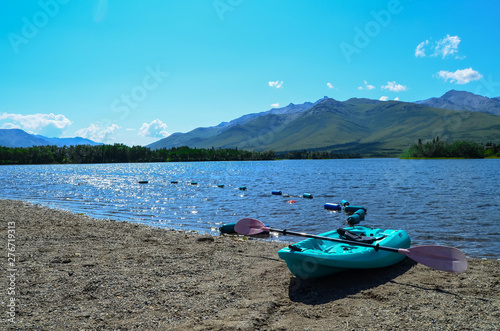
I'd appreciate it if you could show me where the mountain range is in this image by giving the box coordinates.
[416,90,500,115]
[0,129,102,148]
[147,90,500,156]
[2,90,499,156]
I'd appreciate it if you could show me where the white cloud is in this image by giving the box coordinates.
[379,96,389,101]
[415,40,428,57]
[326,82,335,89]
[358,80,375,90]
[0,113,72,135]
[139,119,170,138]
[271,103,280,108]
[1,122,21,129]
[434,34,461,58]
[394,97,400,101]
[415,35,462,59]
[436,68,483,85]
[268,80,283,88]
[382,81,407,92]
[75,123,119,143]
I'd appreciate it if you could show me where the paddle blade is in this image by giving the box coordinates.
[235,218,267,235]
[399,245,468,273]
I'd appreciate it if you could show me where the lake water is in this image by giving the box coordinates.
[1,159,499,259]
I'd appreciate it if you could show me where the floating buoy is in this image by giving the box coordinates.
[344,205,367,213]
[288,200,296,204]
[347,209,366,225]
[324,203,342,211]
[217,184,225,188]
[138,181,148,184]
[171,180,178,184]
[272,190,282,195]
[354,209,366,219]
[347,214,361,225]
[219,223,236,234]
[239,186,247,191]
[303,193,313,199]
[341,200,350,207]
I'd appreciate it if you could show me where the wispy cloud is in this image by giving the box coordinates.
[394,97,400,101]
[379,96,389,101]
[326,82,335,89]
[382,81,407,92]
[93,0,109,23]
[434,35,461,58]
[270,103,280,108]
[0,112,72,135]
[139,119,170,138]
[268,80,283,88]
[415,35,463,59]
[415,40,428,57]
[0,122,20,129]
[358,80,375,90]
[75,122,119,143]
[436,68,483,84]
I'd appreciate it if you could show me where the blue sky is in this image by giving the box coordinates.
[1,0,499,146]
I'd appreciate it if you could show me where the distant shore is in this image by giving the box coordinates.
[1,199,499,330]
[398,157,492,159]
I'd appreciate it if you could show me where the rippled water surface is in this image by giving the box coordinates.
[1,159,499,258]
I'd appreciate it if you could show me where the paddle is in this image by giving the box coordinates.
[235,218,468,273]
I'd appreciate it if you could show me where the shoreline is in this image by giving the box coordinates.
[1,199,499,330]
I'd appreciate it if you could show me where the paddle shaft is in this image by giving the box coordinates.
[267,227,403,254]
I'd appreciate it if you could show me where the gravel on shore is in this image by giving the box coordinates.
[1,199,499,330]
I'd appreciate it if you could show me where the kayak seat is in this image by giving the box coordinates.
[288,245,302,252]
[337,228,384,244]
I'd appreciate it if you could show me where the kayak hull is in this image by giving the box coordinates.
[278,226,410,279]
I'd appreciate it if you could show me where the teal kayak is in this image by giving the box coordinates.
[278,226,411,279]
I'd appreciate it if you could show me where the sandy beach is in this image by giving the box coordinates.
[1,199,499,330]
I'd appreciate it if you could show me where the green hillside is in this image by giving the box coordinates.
[149,98,500,157]
[147,99,322,150]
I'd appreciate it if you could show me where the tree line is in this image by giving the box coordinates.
[0,144,276,165]
[0,144,366,165]
[401,137,499,158]
[3,139,494,165]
